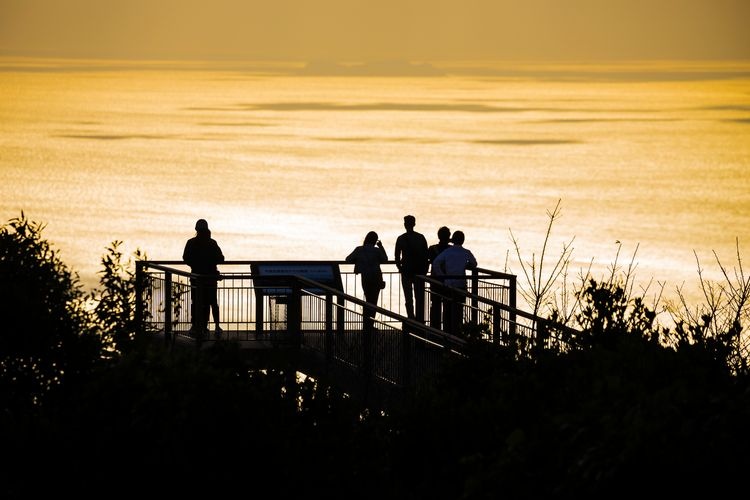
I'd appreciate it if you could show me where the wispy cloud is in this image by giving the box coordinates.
[197,122,274,127]
[315,136,580,146]
[54,133,171,140]
[472,139,581,146]
[525,118,680,124]
[316,136,440,144]
[700,105,750,112]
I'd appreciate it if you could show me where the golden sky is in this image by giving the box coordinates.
[1,0,748,61]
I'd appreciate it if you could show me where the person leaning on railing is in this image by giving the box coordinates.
[394,214,429,322]
[345,230,388,330]
[430,230,477,336]
[427,225,452,329]
[183,218,225,339]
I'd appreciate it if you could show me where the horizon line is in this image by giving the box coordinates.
[2,56,749,81]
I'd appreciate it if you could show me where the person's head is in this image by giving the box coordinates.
[195,218,211,237]
[364,231,379,246]
[403,215,416,230]
[451,230,465,246]
[437,226,451,242]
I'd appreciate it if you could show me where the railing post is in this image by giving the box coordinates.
[508,274,517,339]
[401,321,411,388]
[288,279,302,347]
[492,304,501,345]
[336,296,345,335]
[255,293,264,335]
[416,275,426,323]
[536,318,548,353]
[325,293,333,364]
[135,261,145,338]
[471,269,479,324]
[164,270,172,346]
[362,309,374,390]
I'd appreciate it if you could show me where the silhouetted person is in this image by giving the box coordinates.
[183,218,225,339]
[428,226,451,329]
[394,215,429,321]
[431,230,477,336]
[346,231,388,330]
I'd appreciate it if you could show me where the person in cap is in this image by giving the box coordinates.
[394,215,429,321]
[183,218,225,339]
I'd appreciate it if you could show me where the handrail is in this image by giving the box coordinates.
[139,259,567,340]
[420,275,578,338]
[141,260,517,278]
[135,260,579,404]
[290,274,466,348]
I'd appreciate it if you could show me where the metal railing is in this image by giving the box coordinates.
[285,277,467,390]
[135,261,469,391]
[136,261,517,337]
[422,275,579,356]
[135,260,576,397]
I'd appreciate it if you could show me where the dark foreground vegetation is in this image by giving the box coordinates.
[2,213,749,499]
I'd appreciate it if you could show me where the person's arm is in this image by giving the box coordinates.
[345,247,358,264]
[182,240,192,266]
[394,236,403,269]
[419,235,429,273]
[377,240,388,263]
[215,241,225,264]
[432,252,446,275]
[466,250,478,270]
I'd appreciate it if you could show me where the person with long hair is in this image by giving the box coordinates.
[183,218,225,339]
[346,231,388,330]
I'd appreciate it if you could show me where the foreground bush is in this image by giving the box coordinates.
[0,213,104,412]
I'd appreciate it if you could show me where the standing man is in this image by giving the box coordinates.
[394,215,429,321]
[431,230,477,336]
[427,226,452,329]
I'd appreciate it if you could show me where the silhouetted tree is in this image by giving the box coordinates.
[87,240,148,354]
[0,213,104,412]
[387,274,750,499]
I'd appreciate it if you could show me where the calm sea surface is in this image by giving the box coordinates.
[1,59,749,314]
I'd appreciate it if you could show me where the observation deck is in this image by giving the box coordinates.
[136,261,577,407]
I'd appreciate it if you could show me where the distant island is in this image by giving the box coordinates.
[298,60,445,76]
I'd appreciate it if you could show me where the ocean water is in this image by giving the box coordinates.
[1,58,748,316]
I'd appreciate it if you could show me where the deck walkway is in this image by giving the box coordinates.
[137,260,577,408]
